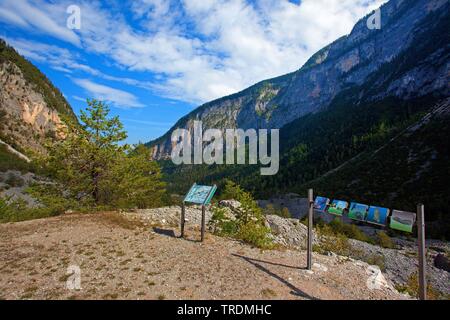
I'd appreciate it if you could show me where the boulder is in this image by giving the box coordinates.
[265,214,318,249]
[434,253,450,272]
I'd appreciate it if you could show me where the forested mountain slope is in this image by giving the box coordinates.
[156,1,450,238]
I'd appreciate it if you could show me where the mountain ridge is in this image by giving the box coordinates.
[147,0,449,159]
[150,0,450,238]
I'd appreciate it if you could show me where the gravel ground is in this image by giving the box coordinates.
[0,212,407,300]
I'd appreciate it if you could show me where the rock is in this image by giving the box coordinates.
[347,238,450,296]
[365,265,395,292]
[127,205,213,227]
[265,214,318,249]
[219,200,242,211]
[434,253,450,272]
[313,263,328,272]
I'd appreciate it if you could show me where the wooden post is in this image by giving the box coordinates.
[180,202,185,238]
[417,204,427,300]
[201,205,206,242]
[307,189,314,270]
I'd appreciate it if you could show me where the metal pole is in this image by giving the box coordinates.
[180,202,185,238]
[417,204,427,300]
[307,189,314,270]
[201,205,206,242]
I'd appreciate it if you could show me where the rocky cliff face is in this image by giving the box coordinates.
[148,0,449,159]
[0,39,76,155]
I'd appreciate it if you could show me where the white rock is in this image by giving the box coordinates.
[313,263,328,272]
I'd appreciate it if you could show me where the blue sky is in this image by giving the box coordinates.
[0,0,385,144]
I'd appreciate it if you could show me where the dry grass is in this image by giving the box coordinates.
[92,212,145,230]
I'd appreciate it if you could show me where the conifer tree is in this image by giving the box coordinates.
[45,99,166,208]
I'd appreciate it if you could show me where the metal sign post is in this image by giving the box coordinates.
[417,204,427,300]
[180,202,186,238]
[307,189,314,270]
[201,205,206,242]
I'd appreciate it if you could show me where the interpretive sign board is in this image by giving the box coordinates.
[327,200,348,216]
[314,196,330,212]
[308,189,427,299]
[181,183,217,242]
[348,202,369,221]
[184,183,217,205]
[390,210,416,233]
[366,206,389,226]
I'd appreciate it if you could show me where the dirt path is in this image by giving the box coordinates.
[0,212,406,300]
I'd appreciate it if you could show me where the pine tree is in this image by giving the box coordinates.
[44,99,166,208]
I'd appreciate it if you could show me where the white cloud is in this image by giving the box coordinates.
[6,37,157,92]
[1,0,387,104]
[0,0,80,46]
[0,7,29,27]
[77,0,386,103]
[122,118,172,127]
[73,78,144,109]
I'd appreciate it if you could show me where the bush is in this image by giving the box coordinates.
[210,180,273,249]
[365,254,386,272]
[376,231,395,249]
[237,222,273,249]
[26,183,79,213]
[0,196,62,223]
[314,224,351,256]
[263,204,291,218]
[324,218,374,244]
[395,272,441,300]
[209,206,239,236]
[0,144,35,173]
[0,182,85,223]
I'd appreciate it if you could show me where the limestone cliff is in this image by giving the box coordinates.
[0,39,76,155]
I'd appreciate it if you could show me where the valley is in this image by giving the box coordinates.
[0,0,448,303]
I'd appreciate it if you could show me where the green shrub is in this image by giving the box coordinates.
[315,224,351,256]
[0,144,35,173]
[0,183,79,223]
[0,197,61,223]
[376,231,395,249]
[210,180,273,249]
[237,222,273,250]
[395,272,441,300]
[365,254,386,272]
[263,204,291,218]
[331,219,372,242]
[0,197,10,215]
[209,206,239,236]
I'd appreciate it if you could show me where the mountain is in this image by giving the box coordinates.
[148,0,449,159]
[147,0,450,238]
[0,38,77,156]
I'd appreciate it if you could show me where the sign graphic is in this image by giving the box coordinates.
[366,206,389,226]
[327,200,348,216]
[390,210,416,233]
[184,183,217,205]
[314,196,330,212]
[348,202,369,221]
